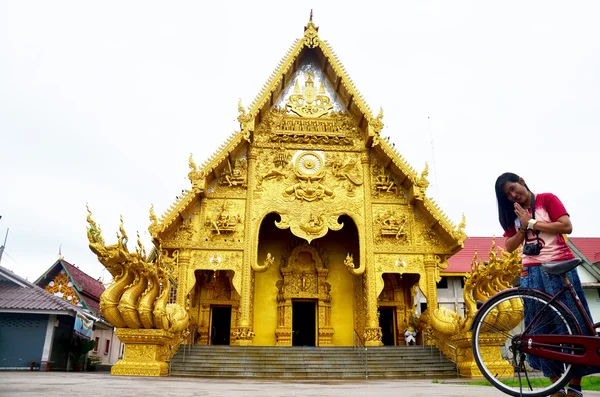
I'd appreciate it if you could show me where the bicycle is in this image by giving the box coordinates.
[471,257,600,397]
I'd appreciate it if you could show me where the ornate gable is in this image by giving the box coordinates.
[35,259,105,316]
[151,16,466,252]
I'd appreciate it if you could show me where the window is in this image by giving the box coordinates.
[93,337,100,352]
[104,339,110,355]
[420,302,428,314]
[168,286,177,304]
[436,277,448,289]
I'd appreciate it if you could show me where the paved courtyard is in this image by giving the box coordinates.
[3,372,600,397]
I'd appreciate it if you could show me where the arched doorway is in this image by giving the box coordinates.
[191,270,239,345]
[378,273,420,346]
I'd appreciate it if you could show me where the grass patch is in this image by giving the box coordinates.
[469,376,600,391]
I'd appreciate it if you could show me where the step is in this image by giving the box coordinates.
[169,345,457,379]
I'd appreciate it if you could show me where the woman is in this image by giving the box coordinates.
[495,172,593,397]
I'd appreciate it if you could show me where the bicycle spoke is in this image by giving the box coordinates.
[472,289,576,397]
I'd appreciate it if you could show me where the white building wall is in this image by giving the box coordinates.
[90,328,123,365]
[415,276,465,318]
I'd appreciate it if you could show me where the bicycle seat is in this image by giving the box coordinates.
[541,258,582,275]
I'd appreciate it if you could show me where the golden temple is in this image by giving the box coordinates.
[86,16,522,377]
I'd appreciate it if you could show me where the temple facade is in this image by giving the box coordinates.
[87,17,469,376]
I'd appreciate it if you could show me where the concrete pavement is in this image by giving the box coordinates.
[2,372,600,397]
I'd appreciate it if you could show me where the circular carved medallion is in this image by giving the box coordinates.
[295,151,323,176]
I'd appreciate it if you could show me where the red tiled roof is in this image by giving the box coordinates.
[445,236,600,274]
[35,259,105,316]
[61,260,105,300]
[569,237,600,263]
[446,237,508,274]
[78,294,100,316]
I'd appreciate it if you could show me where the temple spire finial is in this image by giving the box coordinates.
[303,9,319,46]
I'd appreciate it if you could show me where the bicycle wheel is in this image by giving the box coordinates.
[472,288,578,397]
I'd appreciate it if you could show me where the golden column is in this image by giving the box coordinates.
[176,250,191,307]
[421,254,439,346]
[360,151,383,346]
[423,254,439,310]
[234,147,257,346]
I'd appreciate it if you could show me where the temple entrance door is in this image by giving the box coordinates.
[292,300,316,346]
[210,306,231,345]
[378,307,396,346]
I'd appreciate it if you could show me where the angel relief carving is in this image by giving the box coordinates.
[173,218,196,241]
[261,148,290,182]
[373,166,398,196]
[300,212,325,235]
[375,210,409,242]
[219,158,247,188]
[328,154,363,195]
[205,202,241,238]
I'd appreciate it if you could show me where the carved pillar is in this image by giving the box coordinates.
[176,250,191,307]
[198,303,210,345]
[234,147,257,346]
[423,254,439,310]
[420,254,439,346]
[360,152,382,346]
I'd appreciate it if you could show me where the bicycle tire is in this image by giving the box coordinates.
[472,288,578,397]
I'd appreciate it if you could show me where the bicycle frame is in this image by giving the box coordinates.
[519,274,600,366]
[475,275,600,366]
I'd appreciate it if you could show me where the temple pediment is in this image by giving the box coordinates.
[151,16,466,252]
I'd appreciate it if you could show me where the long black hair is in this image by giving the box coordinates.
[494,172,530,232]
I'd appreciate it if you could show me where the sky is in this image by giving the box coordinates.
[1,1,599,282]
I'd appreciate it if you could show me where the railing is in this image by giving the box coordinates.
[168,326,195,376]
[353,329,368,379]
[424,332,460,377]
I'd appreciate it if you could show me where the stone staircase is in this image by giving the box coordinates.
[169,345,457,379]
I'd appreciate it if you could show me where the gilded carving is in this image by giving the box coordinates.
[371,165,407,200]
[420,243,522,377]
[364,327,383,343]
[282,151,335,203]
[286,71,333,118]
[374,209,409,242]
[86,208,190,337]
[188,153,204,187]
[254,108,358,148]
[204,201,243,239]
[219,157,247,188]
[173,217,196,241]
[275,243,334,345]
[276,212,343,243]
[251,252,274,273]
[327,153,363,195]
[161,250,179,281]
[261,147,291,182]
[191,250,243,296]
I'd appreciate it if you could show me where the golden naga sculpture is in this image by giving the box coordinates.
[87,207,190,332]
[424,240,521,336]
[343,253,365,276]
[252,253,275,272]
[421,240,522,376]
